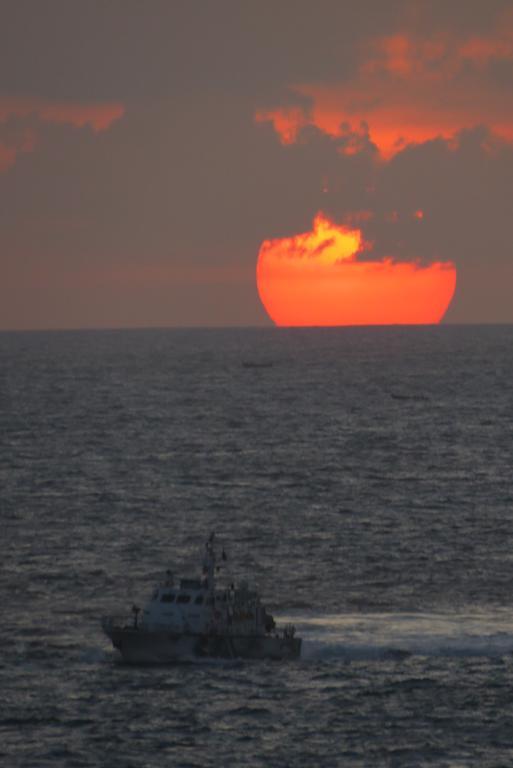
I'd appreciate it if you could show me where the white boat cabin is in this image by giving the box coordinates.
[139,535,275,637]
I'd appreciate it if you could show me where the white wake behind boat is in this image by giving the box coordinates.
[102,534,301,662]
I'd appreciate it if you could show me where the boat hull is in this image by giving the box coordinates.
[103,623,301,663]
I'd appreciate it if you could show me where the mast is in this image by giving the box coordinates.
[202,532,216,595]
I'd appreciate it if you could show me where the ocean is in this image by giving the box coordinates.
[2,325,513,767]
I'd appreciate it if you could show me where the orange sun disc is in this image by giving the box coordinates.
[256,213,456,326]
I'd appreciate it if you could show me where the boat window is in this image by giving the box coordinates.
[194,595,204,605]
[177,594,191,604]
[161,593,175,603]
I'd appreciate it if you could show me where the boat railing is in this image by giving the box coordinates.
[282,624,296,639]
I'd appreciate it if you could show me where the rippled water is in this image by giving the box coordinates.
[2,326,513,766]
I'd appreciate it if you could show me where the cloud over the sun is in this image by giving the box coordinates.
[256,8,513,159]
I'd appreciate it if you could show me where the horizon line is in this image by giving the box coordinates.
[1,321,513,334]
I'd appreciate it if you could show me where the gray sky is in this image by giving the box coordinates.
[1,0,513,328]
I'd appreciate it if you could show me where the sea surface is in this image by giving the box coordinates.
[2,325,513,767]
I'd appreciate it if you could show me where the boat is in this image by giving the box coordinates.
[241,361,274,369]
[102,534,301,663]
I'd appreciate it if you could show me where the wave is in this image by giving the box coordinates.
[278,611,513,661]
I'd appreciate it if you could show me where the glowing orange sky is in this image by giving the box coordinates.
[3,2,513,330]
[257,214,456,326]
[0,98,125,172]
[256,15,513,159]
[0,98,125,132]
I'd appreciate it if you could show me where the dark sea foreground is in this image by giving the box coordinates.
[2,325,513,767]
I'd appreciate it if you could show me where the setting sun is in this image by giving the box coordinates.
[256,214,456,326]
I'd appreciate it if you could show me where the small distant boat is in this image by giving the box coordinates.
[102,534,301,663]
[390,392,429,402]
[241,361,274,369]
